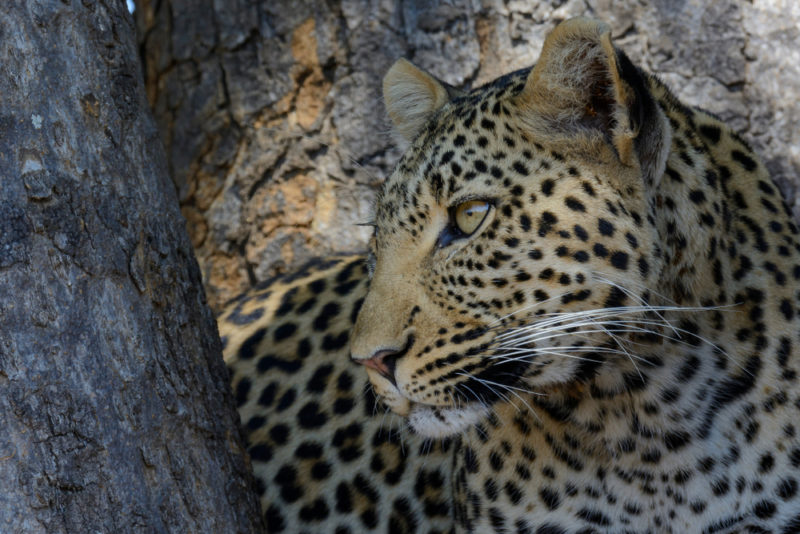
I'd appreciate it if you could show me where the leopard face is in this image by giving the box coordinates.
[351,19,672,437]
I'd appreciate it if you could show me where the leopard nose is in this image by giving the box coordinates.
[356,349,400,386]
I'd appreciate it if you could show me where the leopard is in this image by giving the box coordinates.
[219,17,800,534]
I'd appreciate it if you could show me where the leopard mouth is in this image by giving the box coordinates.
[361,340,522,437]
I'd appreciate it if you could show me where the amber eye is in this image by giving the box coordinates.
[453,200,491,235]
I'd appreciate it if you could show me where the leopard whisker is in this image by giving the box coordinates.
[495,311,722,348]
[485,347,606,366]
[456,372,546,399]
[487,345,631,363]
[495,302,733,343]
[488,289,580,327]
[492,309,655,343]
[456,372,536,417]
[457,380,493,412]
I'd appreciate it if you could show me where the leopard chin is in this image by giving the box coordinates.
[368,369,490,437]
[407,402,489,438]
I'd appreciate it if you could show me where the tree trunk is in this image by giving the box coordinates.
[136,0,800,314]
[0,2,263,532]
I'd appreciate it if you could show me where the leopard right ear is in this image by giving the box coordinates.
[515,18,670,189]
[383,59,458,142]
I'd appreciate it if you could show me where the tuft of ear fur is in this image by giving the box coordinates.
[383,59,456,142]
[516,18,670,188]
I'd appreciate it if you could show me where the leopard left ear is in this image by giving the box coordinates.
[516,18,670,188]
[383,59,461,142]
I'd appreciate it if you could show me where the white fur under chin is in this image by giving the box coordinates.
[407,403,489,438]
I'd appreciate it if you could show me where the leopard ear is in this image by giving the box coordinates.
[516,18,670,188]
[383,59,457,142]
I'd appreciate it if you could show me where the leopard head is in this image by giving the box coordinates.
[351,18,672,437]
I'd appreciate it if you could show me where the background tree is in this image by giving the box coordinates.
[0,2,262,531]
[136,0,800,313]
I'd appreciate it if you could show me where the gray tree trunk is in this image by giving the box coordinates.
[0,2,263,532]
[137,0,800,314]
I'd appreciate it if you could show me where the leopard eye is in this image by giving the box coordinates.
[453,200,491,235]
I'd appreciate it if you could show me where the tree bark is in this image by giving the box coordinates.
[0,2,263,532]
[137,0,800,314]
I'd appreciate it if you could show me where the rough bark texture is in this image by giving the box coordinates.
[137,0,800,312]
[0,2,263,532]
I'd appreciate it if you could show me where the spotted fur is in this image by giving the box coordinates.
[221,18,800,533]
[220,256,454,533]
